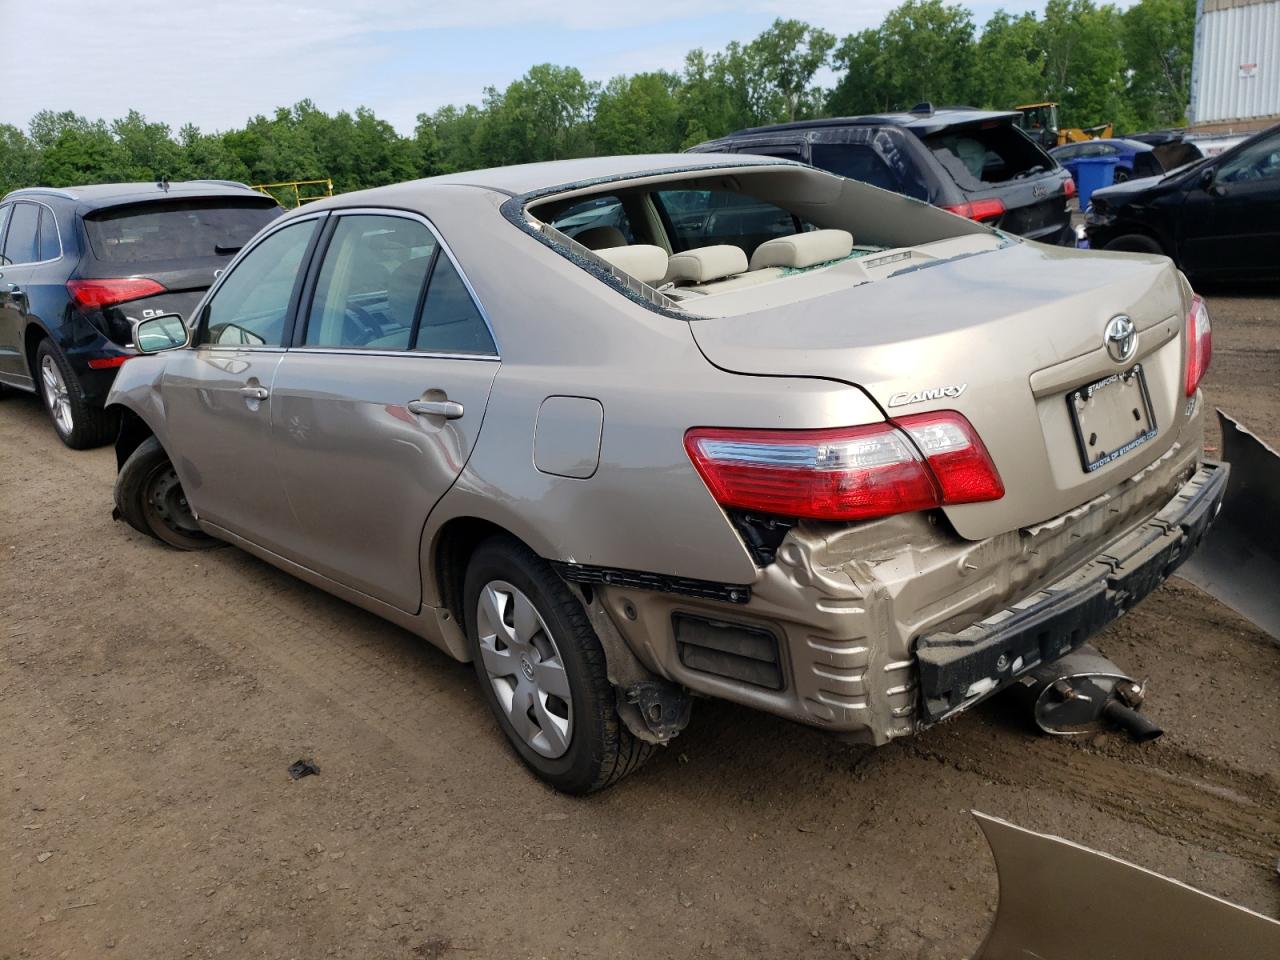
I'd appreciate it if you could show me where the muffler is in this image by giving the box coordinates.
[1014,644,1162,742]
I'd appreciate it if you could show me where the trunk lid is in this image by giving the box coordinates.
[688,241,1191,540]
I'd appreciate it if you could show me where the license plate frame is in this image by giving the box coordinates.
[1068,364,1158,473]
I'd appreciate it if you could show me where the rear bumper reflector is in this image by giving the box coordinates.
[87,356,130,369]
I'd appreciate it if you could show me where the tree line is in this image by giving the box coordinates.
[0,0,1194,199]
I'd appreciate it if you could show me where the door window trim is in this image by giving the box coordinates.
[193,210,330,353]
[1,200,63,267]
[287,206,500,360]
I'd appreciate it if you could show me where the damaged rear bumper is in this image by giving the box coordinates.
[916,461,1228,722]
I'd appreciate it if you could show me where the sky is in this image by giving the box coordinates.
[2,0,1128,135]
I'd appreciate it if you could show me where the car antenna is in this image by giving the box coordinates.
[157,174,170,192]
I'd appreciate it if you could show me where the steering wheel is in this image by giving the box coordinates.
[343,302,381,345]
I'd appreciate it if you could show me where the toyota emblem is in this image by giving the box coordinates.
[1104,315,1137,364]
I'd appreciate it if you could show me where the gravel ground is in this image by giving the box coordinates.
[2,291,1277,959]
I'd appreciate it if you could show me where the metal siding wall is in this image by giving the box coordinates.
[1192,0,1280,124]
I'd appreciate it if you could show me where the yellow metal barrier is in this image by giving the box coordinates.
[250,178,334,208]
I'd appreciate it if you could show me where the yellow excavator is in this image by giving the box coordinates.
[1015,102,1113,150]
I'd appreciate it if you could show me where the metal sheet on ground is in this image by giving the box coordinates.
[1178,410,1280,642]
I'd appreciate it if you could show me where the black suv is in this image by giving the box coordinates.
[690,106,1075,244]
[0,181,281,447]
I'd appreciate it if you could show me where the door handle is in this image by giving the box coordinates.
[239,385,269,400]
[407,398,464,419]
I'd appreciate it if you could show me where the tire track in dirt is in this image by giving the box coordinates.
[909,727,1279,868]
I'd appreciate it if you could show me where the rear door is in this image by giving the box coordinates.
[161,214,323,552]
[268,210,499,613]
[1178,129,1280,277]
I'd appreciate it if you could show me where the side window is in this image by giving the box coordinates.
[37,207,60,261]
[3,202,39,265]
[415,255,495,355]
[1216,132,1280,185]
[653,189,803,256]
[548,196,635,248]
[305,214,437,350]
[0,204,11,262]
[202,219,318,347]
[811,142,907,194]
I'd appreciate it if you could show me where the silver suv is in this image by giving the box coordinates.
[107,154,1224,792]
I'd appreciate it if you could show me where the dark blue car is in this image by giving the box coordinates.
[1049,138,1160,184]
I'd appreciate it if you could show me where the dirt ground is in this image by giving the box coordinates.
[2,292,1278,960]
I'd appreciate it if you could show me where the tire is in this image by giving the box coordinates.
[114,436,223,551]
[1104,233,1164,256]
[463,535,654,794]
[35,339,118,449]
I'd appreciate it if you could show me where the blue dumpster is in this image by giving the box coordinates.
[1074,156,1119,211]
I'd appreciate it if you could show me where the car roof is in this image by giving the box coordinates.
[713,108,1023,140]
[2,180,270,210]
[298,153,797,209]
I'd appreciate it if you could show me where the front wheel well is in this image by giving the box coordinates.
[113,408,155,470]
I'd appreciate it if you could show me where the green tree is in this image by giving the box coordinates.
[830,1,978,114]
[111,109,185,180]
[748,19,836,121]
[974,11,1045,110]
[473,64,598,166]
[1040,0,1131,130]
[593,71,684,154]
[0,124,39,195]
[1123,0,1195,128]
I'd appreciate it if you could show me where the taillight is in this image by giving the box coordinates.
[684,412,1003,523]
[943,199,1006,223]
[67,278,166,311]
[1063,178,1077,199]
[1185,294,1212,396]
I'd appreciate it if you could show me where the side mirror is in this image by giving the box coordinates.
[134,313,190,354]
[1199,166,1222,194]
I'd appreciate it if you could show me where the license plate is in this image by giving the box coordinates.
[1068,364,1157,472]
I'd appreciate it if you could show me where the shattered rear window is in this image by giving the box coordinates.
[923,123,1053,187]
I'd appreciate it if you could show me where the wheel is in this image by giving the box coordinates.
[114,436,222,550]
[463,535,655,793]
[35,339,118,449]
[1104,233,1164,256]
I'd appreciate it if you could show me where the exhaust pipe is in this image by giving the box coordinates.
[1014,644,1163,742]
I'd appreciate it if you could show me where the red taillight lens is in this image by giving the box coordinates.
[87,356,130,369]
[1063,177,1077,199]
[943,198,1006,223]
[685,412,1003,522]
[1185,294,1212,396]
[67,278,166,311]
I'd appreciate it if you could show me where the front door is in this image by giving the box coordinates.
[0,201,37,383]
[1179,129,1280,277]
[161,215,323,552]
[268,211,499,613]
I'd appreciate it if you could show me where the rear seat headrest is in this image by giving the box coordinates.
[749,229,854,271]
[665,245,749,285]
[574,226,628,250]
[595,245,668,286]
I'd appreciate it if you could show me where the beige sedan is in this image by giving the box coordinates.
[107,154,1223,792]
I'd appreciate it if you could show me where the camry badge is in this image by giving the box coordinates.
[888,384,967,407]
[1104,315,1137,364]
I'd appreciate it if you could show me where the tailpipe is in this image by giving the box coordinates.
[1014,644,1162,742]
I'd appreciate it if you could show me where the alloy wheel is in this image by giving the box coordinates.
[474,579,573,759]
[40,355,73,436]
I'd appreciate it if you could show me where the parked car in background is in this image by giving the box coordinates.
[0,181,281,447]
[107,154,1221,793]
[1050,138,1162,183]
[1085,122,1280,280]
[690,104,1076,244]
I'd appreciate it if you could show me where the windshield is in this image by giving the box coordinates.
[85,199,280,264]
